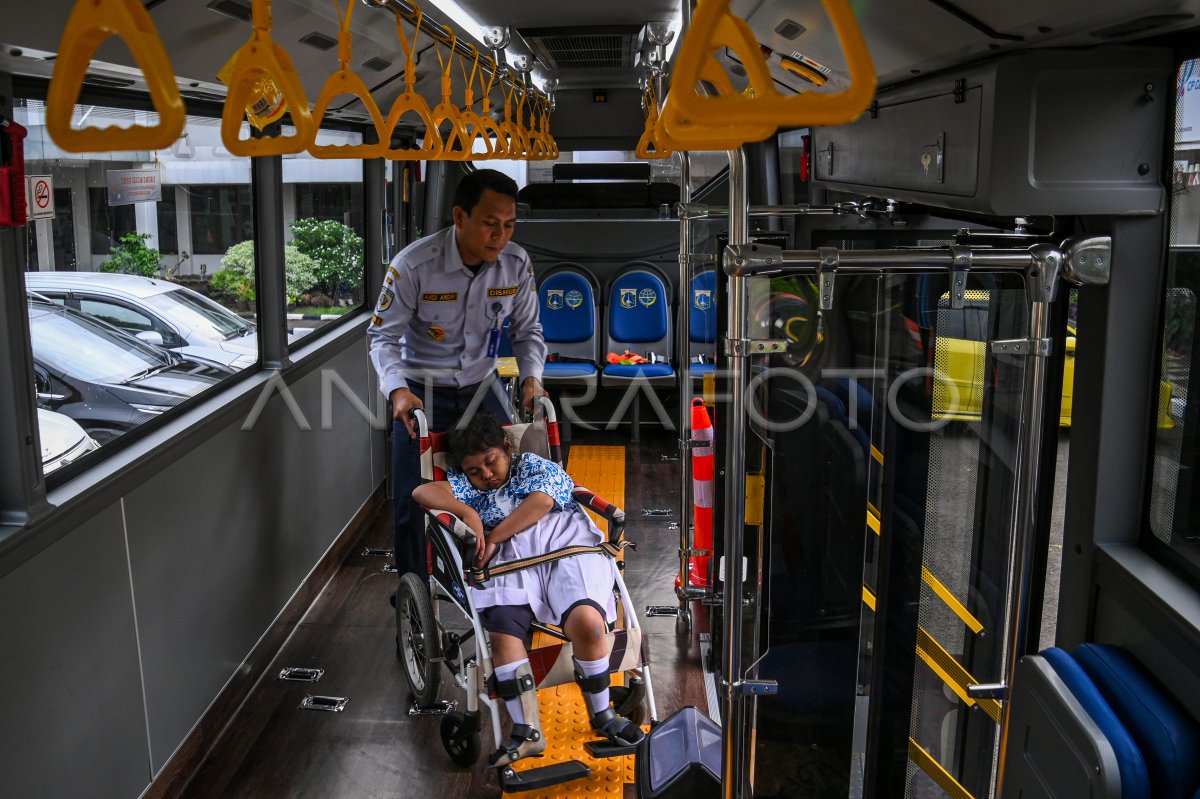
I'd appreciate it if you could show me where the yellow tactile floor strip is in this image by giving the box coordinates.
[510,446,634,797]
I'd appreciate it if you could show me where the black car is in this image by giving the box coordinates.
[29,298,230,444]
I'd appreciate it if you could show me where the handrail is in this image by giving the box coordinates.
[220,0,315,156]
[661,0,876,148]
[47,0,185,153]
[382,2,442,160]
[458,45,494,159]
[309,0,387,159]
[497,73,525,159]
[430,26,472,160]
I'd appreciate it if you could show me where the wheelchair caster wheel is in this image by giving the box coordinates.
[441,711,482,767]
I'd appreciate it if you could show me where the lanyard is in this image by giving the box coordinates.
[486,301,504,357]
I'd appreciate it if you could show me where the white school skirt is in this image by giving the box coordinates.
[471,507,619,626]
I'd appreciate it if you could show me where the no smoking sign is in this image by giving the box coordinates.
[27,175,54,221]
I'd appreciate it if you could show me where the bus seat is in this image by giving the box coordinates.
[688,270,717,378]
[1072,643,1200,799]
[1003,644,1200,799]
[539,267,600,387]
[602,267,675,385]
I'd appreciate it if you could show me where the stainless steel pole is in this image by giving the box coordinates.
[720,147,749,799]
[992,248,1059,797]
[677,152,701,625]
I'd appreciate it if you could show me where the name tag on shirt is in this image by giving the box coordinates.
[421,292,459,302]
[487,286,519,298]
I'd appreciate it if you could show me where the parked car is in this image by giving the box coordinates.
[38,409,100,474]
[29,297,228,443]
[26,272,258,370]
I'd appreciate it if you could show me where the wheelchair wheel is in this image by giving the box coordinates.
[610,674,648,727]
[440,711,482,767]
[396,572,441,705]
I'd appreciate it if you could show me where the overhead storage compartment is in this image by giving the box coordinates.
[812,48,1172,216]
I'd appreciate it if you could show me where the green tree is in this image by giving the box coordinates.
[98,232,162,277]
[288,218,363,300]
[213,241,319,305]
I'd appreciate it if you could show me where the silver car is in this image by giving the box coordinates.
[25,272,258,370]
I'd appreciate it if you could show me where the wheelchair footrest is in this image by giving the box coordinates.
[583,738,640,758]
[498,760,591,793]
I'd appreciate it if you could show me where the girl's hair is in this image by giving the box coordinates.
[447,412,508,469]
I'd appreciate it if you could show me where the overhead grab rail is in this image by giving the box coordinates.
[382,1,442,159]
[659,0,876,150]
[221,0,315,156]
[310,0,387,159]
[47,0,185,153]
[430,25,472,160]
[677,202,839,219]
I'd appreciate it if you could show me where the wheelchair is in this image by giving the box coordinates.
[395,397,658,793]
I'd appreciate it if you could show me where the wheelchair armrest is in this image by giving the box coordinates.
[572,487,626,543]
[423,508,478,555]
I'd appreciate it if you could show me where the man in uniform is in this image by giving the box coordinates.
[368,169,547,577]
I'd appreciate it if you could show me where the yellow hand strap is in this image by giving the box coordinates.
[663,0,875,146]
[221,0,315,157]
[310,0,387,159]
[430,26,471,160]
[476,55,506,159]
[457,45,493,159]
[636,83,673,160]
[383,5,442,159]
[47,0,185,153]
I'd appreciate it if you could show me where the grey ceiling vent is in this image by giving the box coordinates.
[83,75,136,88]
[300,32,338,51]
[522,27,639,70]
[775,19,806,40]
[363,57,392,72]
[207,0,252,23]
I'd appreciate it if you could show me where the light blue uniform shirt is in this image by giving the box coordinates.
[367,225,546,398]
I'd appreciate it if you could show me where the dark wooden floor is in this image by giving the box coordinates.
[181,429,708,798]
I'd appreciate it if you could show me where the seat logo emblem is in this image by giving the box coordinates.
[639,288,657,307]
[428,325,446,341]
[694,289,712,310]
[620,288,637,309]
[546,289,564,310]
[565,289,583,309]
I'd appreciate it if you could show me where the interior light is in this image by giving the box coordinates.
[425,0,486,45]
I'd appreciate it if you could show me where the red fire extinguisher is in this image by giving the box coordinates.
[0,116,28,228]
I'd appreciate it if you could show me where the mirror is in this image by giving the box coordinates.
[136,330,165,346]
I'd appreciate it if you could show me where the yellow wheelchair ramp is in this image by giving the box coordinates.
[509,445,635,797]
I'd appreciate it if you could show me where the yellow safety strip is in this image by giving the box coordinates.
[908,739,975,799]
[505,446,636,796]
[916,627,1002,724]
[861,587,1001,725]
[871,444,884,465]
[745,474,765,526]
[867,500,881,519]
[866,510,984,635]
[922,566,984,635]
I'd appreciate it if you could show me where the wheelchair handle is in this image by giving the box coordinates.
[409,407,429,438]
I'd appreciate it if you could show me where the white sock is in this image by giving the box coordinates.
[576,656,612,714]
[494,659,529,726]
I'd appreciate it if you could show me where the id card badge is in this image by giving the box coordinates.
[486,302,504,357]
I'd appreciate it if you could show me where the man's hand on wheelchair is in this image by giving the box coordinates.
[521,376,547,415]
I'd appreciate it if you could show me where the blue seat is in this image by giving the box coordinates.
[538,267,599,387]
[1004,644,1200,799]
[1073,643,1200,799]
[687,270,718,381]
[601,266,676,387]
